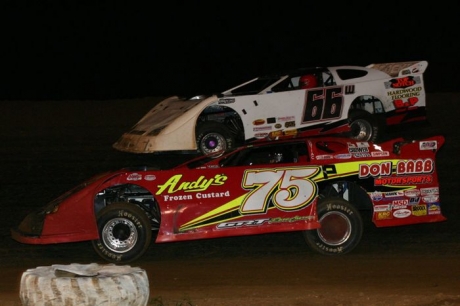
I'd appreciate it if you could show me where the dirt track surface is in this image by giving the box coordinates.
[1,94,460,305]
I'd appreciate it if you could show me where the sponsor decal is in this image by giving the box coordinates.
[422,195,439,203]
[127,173,142,181]
[270,130,299,138]
[392,203,407,210]
[392,96,420,109]
[371,151,390,157]
[253,119,265,125]
[404,189,420,197]
[374,204,391,212]
[285,121,296,128]
[253,126,272,131]
[370,191,383,201]
[218,98,235,104]
[270,130,283,138]
[348,142,370,156]
[376,211,392,220]
[408,197,421,205]
[391,200,408,210]
[356,142,370,147]
[349,147,369,153]
[360,161,392,178]
[420,141,437,150]
[420,187,439,195]
[316,154,333,160]
[216,216,315,229]
[360,159,434,178]
[285,129,297,135]
[267,117,276,124]
[384,191,404,197]
[270,215,314,223]
[374,175,433,186]
[335,153,352,159]
[348,142,369,148]
[392,199,409,205]
[428,204,441,215]
[217,218,269,229]
[359,161,393,178]
[276,116,295,122]
[411,205,427,216]
[275,123,282,129]
[393,209,411,218]
[163,190,231,201]
[254,133,269,138]
[353,153,371,158]
[144,175,156,181]
[386,85,422,100]
[387,76,419,89]
[397,159,434,174]
[156,174,228,195]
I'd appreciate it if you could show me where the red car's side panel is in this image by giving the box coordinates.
[132,165,321,242]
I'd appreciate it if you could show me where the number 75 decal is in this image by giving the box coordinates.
[240,167,320,215]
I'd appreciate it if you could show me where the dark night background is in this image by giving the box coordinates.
[1,1,458,100]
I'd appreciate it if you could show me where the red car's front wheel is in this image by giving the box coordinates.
[92,203,152,263]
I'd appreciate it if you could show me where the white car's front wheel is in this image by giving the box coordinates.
[196,122,234,157]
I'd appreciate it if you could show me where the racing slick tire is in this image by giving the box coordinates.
[348,110,381,142]
[196,122,235,157]
[20,263,149,306]
[92,202,152,263]
[303,197,363,255]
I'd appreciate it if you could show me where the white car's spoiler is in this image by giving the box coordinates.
[366,61,428,77]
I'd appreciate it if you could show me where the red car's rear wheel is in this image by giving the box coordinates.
[303,197,363,255]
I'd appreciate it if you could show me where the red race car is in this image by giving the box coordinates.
[12,134,446,263]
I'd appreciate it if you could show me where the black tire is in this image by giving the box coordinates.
[303,197,363,255]
[92,202,152,263]
[196,122,234,156]
[348,110,380,142]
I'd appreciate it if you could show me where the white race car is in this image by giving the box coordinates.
[113,61,428,156]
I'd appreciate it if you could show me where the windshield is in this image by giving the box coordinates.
[223,76,284,96]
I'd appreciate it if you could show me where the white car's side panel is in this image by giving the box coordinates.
[113,61,429,154]
[220,90,306,140]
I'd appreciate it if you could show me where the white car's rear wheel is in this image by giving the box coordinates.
[349,110,380,142]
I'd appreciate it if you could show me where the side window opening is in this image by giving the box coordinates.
[222,142,309,167]
[335,69,368,80]
[323,71,336,86]
[315,141,347,153]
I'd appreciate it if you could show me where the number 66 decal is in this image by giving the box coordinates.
[240,167,320,214]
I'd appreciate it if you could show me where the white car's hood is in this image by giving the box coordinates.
[113,95,218,153]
